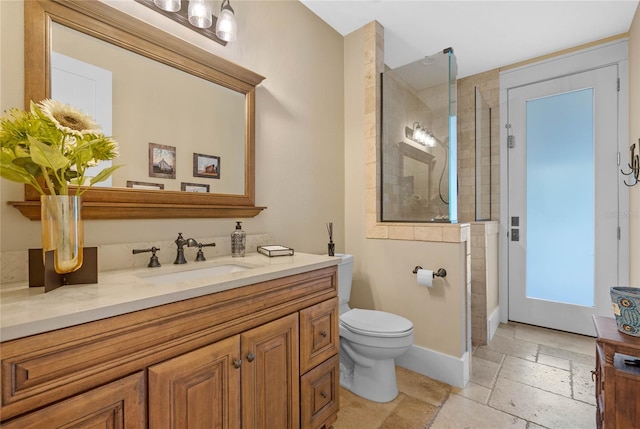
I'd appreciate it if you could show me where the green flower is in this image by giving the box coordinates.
[0,99,121,195]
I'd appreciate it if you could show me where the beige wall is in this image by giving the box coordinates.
[630,6,640,287]
[0,1,345,256]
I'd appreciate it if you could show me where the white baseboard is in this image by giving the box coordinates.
[395,344,470,388]
[487,307,501,343]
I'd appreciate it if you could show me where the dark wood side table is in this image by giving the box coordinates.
[593,315,640,429]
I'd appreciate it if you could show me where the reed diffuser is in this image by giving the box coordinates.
[326,222,335,256]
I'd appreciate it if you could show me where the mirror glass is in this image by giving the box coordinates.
[52,22,245,194]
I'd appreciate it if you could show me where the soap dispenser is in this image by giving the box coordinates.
[231,221,246,257]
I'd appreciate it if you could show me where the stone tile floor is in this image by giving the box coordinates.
[333,322,597,429]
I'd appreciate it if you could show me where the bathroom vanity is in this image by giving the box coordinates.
[0,253,340,429]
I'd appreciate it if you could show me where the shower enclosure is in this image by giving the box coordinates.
[475,87,492,221]
[381,48,458,223]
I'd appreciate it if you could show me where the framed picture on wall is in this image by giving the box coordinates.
[126,180,165,190]
[181,182,210,193]
[193,153,220,179]
[149,143,176,179]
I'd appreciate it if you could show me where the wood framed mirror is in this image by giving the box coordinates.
[10,0,266,220]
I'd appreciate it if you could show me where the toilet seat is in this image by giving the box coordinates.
[340,309,413,338]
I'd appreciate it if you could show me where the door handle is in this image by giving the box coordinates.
[246,353,255,362]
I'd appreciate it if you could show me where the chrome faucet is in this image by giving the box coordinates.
[174,233,198,264]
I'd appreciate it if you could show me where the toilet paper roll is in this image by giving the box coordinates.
[416,268,433,288]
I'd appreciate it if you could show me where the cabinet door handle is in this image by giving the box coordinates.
[320,330,327,337]
[246,353,255,362]
[233,359,242,368]
[321,391,328,398]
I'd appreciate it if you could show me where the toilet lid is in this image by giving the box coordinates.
[340,309,413,337]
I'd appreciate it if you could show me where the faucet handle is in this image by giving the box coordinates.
[194,242,216,262]
[132,246,161,268]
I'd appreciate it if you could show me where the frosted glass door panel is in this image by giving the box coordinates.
[526,88,595,306]
[525,89,594,306]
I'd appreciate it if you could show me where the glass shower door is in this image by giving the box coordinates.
[380,48,457,223]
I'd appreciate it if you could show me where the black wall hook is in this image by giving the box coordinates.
[621,140,639,187]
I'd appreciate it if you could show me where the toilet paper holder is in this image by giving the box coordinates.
[412,266,447,278]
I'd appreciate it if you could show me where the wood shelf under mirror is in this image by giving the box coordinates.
[10,185,266,220]
[17,0,266,220]
[10,201,266,220]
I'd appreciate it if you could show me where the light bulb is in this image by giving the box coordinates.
[216,0,237,42]
[154,0,181,12]
[188,0,212,29]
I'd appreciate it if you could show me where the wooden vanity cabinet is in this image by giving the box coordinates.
[593,315,640,429]
[0,266,339,429]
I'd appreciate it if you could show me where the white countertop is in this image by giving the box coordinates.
[0,252,339,342]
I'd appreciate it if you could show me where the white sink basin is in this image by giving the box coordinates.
[140,264,252,285]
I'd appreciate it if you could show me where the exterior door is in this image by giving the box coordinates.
[507,65,621,336]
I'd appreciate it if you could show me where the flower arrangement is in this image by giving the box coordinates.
[0,99,120,195]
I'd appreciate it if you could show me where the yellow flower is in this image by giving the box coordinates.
[0,99,121,195]
[36,99,101,138]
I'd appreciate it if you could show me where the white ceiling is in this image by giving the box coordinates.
[299,0,639,78]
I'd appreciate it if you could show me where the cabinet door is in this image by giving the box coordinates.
[1,372,145,428]
[300,297,339,374]
[148,335,241,429]
[301,355,340,429]
[241,313,300,429]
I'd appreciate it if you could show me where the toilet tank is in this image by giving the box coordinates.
[337,254,354,312]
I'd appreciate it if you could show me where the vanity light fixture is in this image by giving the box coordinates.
[135,0,236,46]
[406,122,436,147]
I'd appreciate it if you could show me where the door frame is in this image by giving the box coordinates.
[498,39,630,327]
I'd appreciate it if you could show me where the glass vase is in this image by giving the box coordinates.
[41,195,84,274]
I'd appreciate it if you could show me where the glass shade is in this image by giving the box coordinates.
[216,2,237,42]
[154,0,181,12]
[188,0,212,29]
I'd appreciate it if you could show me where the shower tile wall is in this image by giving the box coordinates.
[471,221,499,346]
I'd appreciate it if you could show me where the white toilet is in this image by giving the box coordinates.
[337,254,414,403]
